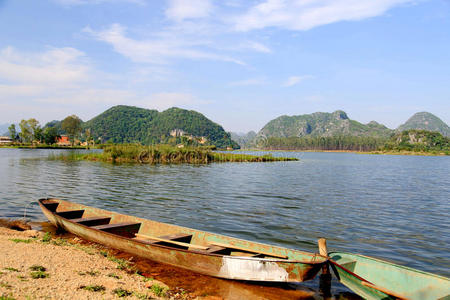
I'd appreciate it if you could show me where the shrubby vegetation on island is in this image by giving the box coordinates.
[51,144,298,164]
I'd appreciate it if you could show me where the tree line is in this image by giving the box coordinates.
[257,130,449,153]
[7,115,84,146]
[260,135,388,151]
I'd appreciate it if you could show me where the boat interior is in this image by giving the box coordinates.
[41,198,297,260]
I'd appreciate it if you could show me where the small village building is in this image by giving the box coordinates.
[0,136,13,145]
[56,135,71,146]
[170,129,186,137]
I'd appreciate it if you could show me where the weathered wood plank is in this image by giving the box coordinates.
[134,233,208,250]
[210,242,288,259]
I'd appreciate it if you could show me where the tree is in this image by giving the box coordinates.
[19,119,32,143]
[62,115,82,145]
[43,127,59,144]
[8,124,17,141]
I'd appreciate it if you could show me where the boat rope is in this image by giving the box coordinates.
[22,199,40,221]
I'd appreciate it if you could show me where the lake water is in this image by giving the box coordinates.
[0,148,449,297]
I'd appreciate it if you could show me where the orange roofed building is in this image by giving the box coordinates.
[56,135,71,146]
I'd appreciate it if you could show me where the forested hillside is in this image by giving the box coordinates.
[259,110,393,138]
[81,105,238,148]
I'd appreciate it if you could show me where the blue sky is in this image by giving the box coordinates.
[0,0,449,132]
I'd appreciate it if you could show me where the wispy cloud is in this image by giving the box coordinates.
[229,78,267,86]
[233,0,413,31]
[283,75,315,87]
[84,24,245,65]
[165,0,213,22]
[0,46,89,85]
[0,45,211,123]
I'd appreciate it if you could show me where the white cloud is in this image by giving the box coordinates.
[0,46,89,85]
[283,75,314,87]
[234,0,413,31]
[229,78,267,86]
[166,0,213,22]
[84,24,245,65]
[0,45,211,124]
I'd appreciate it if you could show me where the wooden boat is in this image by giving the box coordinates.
[38,198,326,282]
[329,252,450,300]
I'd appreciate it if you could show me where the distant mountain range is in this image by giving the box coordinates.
[2,107,449,150]
[232,111,449,148]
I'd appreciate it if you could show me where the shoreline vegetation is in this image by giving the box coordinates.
[49,144,298,164]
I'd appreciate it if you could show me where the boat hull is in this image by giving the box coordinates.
[329,252,450,300]
[39,198,325,282]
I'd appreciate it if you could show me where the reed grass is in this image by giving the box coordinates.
[50,144,298,164]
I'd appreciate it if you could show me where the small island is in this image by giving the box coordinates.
[52,144,298,164]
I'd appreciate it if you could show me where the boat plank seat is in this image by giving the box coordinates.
[43,202,59,212]
[134,233,208,250]
[157,233,192,243]
[230,251,260,257]
[203,245,228,255]
[56,210,85,219]
[210,242,288,259]
[92,222,141,238]
[71,216,111,226]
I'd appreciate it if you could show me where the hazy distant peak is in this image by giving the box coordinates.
[398,112,450,137]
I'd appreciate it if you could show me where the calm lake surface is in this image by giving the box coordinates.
[1,148,449,296]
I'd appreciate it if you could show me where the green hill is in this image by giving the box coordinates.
[259,110,393,138]
[82,105,238,149]
[397,112,450,137]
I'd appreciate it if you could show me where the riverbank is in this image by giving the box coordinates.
[50,144,298,164]
[0,224,188,300]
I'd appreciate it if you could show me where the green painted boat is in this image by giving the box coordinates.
[329,252,450,300]
[38,198,326,283]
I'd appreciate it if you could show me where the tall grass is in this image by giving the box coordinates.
[50,144,297,164]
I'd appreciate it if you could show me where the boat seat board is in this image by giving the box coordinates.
[92,222,141,238]
[71,216,111,226]
[56,210,85,219]
[230,251,260,257]
[92,222,141,230]
[134,233,208,250]
[157,233,192,242]
[43,202,59,212]
[206,245,227,254]
[209,242,288,259]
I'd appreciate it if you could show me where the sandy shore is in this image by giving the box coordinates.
[0,226,187,300]
[0,221,327,300]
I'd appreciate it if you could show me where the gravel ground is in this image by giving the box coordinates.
[0,227,173,300]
